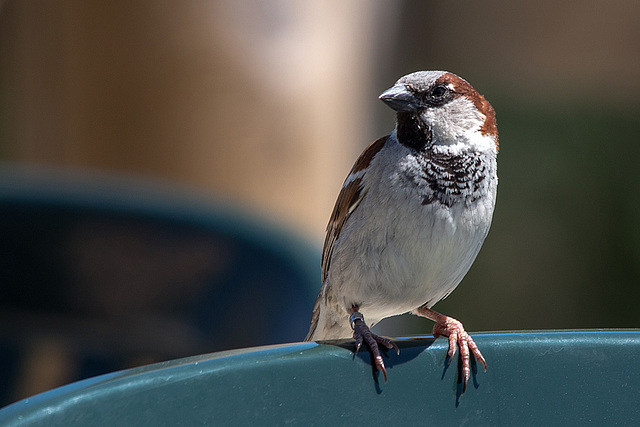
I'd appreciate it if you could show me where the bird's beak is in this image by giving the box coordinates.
[379,84,421,112]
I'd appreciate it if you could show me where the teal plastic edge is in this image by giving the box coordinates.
[1,330,639,425]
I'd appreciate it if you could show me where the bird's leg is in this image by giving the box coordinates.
[349,309,399,383]
[413,306,487,394]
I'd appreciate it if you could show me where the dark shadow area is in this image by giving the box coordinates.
[321,335,487,401]
[0,170,320,406]
[320,336,438,393]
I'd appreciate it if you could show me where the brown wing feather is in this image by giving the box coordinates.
[321,136,389,282]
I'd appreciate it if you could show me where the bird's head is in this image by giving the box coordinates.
[379,71,498,152]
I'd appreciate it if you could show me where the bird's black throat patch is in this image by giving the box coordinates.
[396,112,432,151]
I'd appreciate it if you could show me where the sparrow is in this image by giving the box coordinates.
[305,71,498,393]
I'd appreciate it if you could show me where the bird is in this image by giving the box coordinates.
[305,71,498,393]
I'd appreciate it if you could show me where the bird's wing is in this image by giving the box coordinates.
[321,135,389,282]
[305,136,389,341]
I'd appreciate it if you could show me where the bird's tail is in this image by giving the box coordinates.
[304,291,353,341]
[304,291,322,341]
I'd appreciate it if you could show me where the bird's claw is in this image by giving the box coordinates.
[433,317,486,395]
[350,311,399,382]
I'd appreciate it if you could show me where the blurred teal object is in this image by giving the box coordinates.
[0,165,320,406]
[1,330,638,425]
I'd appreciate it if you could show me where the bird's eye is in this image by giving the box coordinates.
[431,85,448,98]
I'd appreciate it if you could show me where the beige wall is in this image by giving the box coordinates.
[0,1,394,241]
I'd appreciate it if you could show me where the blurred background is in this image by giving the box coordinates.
[1,0,639,406]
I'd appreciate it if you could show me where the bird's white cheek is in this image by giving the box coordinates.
[424,98,485,144]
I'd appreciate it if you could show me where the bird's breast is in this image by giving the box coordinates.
[327,142,497,324]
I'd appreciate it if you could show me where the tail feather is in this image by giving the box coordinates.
[304,296,321,341]
[305,299,353,341]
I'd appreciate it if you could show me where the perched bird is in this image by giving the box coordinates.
[305,71,498,392]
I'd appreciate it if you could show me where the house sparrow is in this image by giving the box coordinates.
[305,71,498,393]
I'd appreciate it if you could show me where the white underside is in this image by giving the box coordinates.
[313,133,497,339]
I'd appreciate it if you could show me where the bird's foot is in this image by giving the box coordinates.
[350,312,399,382]
[432,316,487,394]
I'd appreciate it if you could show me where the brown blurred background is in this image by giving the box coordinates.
[1,0,639,405]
